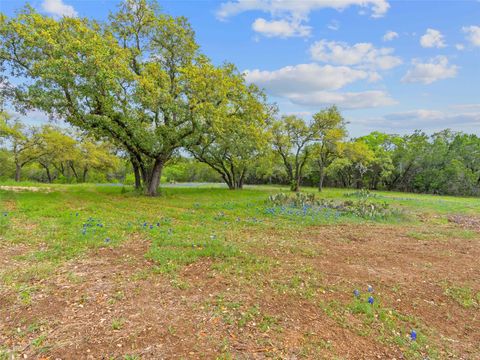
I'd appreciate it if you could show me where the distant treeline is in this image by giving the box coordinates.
[1,113,479,196]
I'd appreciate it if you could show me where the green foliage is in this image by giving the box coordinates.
[344,189,378,199]
[0,1,248,195]
[266,190,399,220]
[162,158,221,183]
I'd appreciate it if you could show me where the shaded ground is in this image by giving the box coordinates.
[1,220,479,359]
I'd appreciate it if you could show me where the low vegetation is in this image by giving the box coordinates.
[0,184,479,358]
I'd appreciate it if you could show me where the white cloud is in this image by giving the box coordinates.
[287,90,396,109]
[309,40,402,70]
[383,31,398,41]
[217,0,390,20]
[402,56,458,84]
[455,43,465,51]
[420,28,446,48]
[359,107,480,130]
[217,0,389,38]
[244,63,369,94]
[252,18,311,38]
[462,25,480,47]
[41,0,77,17]
[244,63,395,109]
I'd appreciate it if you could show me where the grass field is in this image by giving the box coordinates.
[0,183,479,359]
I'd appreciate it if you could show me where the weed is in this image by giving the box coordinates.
[443,283,479,308]
[112,318,125,330]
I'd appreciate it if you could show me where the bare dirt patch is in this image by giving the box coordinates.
[0,186,53,193]
[1,223,479,359]
[253,223,480,357]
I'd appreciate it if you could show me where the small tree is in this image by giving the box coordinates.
[0,117,42,182]
[189,65,273,189]
[272,109,343,192]
[36,125,77,182]
[310,106,346,191]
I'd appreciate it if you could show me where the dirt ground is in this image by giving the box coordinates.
[0,186,52,193]
[1,222,479,359]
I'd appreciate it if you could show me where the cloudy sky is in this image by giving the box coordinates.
[2,0,480,136]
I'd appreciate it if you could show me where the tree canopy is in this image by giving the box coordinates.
[0,0,243,195]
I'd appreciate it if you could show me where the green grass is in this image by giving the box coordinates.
[442,282,480,308]
[1,182,479,358]
[1,183,479,285]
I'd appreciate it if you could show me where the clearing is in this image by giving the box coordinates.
[0,184,479,359]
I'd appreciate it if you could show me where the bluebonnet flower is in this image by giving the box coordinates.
[143,222,147,227]
[150,225,154,229]
[410,330,417,341]
[3,212,8,217]
[105,237,111,243]
[156,222,160,227]
[367,285,374,293]
[353,289,360,298]
[368,296,374,305]
[75,212,79,217]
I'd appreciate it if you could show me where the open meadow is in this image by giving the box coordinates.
[0,184,479,359]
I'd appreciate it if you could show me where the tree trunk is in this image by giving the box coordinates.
[145,158,164,196]
[15,163,21,182]
[291,177,300,192]
[132,160,142,189]
[82,168,88,183]
[318,166,325,192]
[69,162,79,182]
[45,166,52,183]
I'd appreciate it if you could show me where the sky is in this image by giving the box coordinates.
[1,0,480,137]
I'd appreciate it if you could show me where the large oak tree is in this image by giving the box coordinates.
[0,0,230,195]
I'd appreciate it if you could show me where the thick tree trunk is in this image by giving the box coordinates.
[15,163,21,182]
[145,158,164,196]
[132,160,142,189]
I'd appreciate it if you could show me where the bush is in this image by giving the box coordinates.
[266,191,398,220]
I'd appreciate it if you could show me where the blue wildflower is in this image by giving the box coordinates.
[410,330,417,341]
[367,285,374,293]
[149,225,153,229]
[368,296,374,305]
[105,237,111,243]
[353,289,360,298]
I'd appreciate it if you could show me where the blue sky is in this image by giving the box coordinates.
[1,0,480,136]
